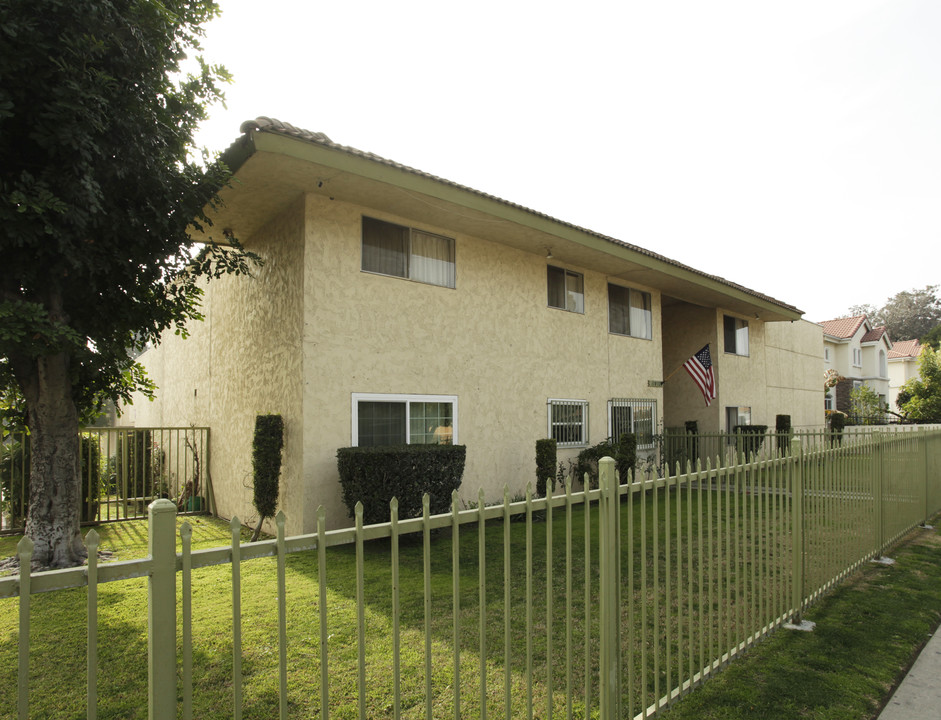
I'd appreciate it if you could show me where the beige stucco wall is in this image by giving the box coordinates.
[298,194,664,529]
[133,191,823,533]
[662,302,718,431]
[661,308,823,432]
[132,197,306,534]
[764,319,825,429]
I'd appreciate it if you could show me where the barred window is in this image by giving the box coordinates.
[548,398,588,447]
[608,398,657,448]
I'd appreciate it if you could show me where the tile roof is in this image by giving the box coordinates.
[889,339,921,359]
[861,326,888,344]
[236,117,803,315]
[820,315,867,339]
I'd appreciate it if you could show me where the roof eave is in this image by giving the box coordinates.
[207,125,802,322]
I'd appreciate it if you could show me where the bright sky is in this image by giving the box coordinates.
[193,0,940,324]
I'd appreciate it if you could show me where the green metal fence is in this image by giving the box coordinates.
[0,427,212,533]
[2,429,940,719]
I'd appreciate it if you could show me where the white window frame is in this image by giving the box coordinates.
[351,393,459,446]
[852,347,862,367]
[548,398,589,447]
[608,398,657,449]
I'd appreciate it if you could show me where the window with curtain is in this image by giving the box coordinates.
[362,217,455,288]
[547,266,584,313]
[608,284,652,339]
[353,394,457,446]
[723,315,749,356]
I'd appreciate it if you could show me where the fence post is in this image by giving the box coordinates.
[920,428,931,527]
[790,439,804,624]
[874,433,886,559]
[148,498,178,720]
[598,456,620,719]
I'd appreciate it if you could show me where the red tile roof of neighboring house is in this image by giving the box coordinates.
[234,117,803,316]
[861,326,889,344]
[889,339,921,359]
[820,316,867,339]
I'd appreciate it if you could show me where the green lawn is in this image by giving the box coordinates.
[2,495,939,719]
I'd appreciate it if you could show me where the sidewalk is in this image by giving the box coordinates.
[877,625,941,719]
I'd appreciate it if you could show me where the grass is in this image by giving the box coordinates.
[657,524,941,720]
[1,495,940,719]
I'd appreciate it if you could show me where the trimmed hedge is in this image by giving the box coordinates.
[535,438,557,497]
[575,433,637,488]
[775,414,792,454]
[337,444,466,524]
[252,414,284,522]
[732,425,768,457]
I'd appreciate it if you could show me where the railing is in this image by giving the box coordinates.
[661,425,938,472]
[0,427,211,533]
[2,429,940,719]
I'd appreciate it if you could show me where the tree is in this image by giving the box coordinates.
[849,383,882,424]
[0,0,257,567]
[921,324,941,350]
[849,286,941,341]
[897,346,941,421]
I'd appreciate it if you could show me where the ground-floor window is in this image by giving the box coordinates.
[352,393,457,447]
[608,398,657,448]
[548,398,588,447]
[725,405,752,431]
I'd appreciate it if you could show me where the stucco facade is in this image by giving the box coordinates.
[129,118,821,533]
[821,315,892,414]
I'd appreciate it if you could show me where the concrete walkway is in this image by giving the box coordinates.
[877,625,941,719]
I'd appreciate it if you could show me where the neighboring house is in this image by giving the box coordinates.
[820,316,892,415]
[888,339,922,412]
[128,117,823,534]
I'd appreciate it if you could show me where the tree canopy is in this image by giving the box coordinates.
[897,346,941,421]
[849,285,941,342]
[0,0,256,566]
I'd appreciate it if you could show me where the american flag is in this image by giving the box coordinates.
[684,344,717,406]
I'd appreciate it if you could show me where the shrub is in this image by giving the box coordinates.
[337,444,466,524]
[110,429,157,500]
[732,425,768,458]
[576,434,637,488]
[828,410,846,445]
[535,438,557,497]
[775,414,791,454]
[251,414,284,541]
[617,433,638,480]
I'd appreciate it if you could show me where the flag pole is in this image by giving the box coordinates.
[662,363,686,384]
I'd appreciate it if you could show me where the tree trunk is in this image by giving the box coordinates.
[18,352,86,567]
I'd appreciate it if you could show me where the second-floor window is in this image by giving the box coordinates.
[547,266,584,313]
[724,315,749,356]
[853,348,862,367]
[362,216,455,288]
[608,284,652,339]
